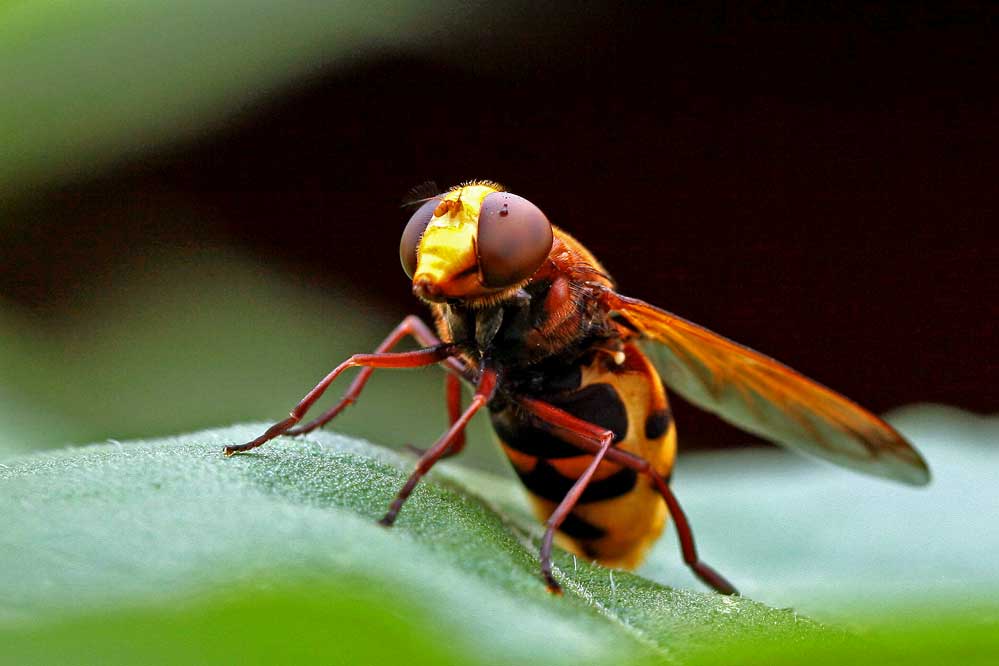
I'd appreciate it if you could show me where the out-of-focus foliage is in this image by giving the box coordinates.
[0,0,461,200]
[641,405,999,621]
[0,247,503,471]
[685,611,999,666]
[0,0,521,465]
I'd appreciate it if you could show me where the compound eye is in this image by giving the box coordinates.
[400,199,438,279]
[477,192,554,287]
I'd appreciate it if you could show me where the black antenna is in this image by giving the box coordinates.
[401,180,442,209]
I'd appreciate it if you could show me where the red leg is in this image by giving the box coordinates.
[379,368,498,526]
[540,429,615,593]
[441,372,466,457]
[518,397,738,596]
[223,344,457,456]
[287,315,470,436]
[405,372,466,459]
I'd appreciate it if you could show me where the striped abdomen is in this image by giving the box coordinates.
[490,342,675,569]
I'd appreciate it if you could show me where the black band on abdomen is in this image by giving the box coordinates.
[515,459,638,504]
[491,382,629,459]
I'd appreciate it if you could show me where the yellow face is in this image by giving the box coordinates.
[399,182,554,304]
[414,183,497,301]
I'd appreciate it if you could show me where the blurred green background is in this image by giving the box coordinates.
[1,2,997,663]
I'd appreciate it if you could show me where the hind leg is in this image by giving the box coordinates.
[517,396,737,595]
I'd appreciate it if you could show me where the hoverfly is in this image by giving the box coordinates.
[225,180,930,595]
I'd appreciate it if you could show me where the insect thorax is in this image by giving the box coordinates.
[436,278,619,400]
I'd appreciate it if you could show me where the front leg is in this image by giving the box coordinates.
[223,343,458,456]
[287,315,471,436]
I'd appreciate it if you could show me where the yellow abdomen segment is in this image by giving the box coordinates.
[493,343,675,570]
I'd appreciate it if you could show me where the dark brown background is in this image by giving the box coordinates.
[3,4,996,449]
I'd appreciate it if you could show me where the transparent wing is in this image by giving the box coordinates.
[604,290,929,485]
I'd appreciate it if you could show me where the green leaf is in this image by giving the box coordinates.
[0,426,820,664]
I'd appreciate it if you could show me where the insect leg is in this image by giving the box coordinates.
[287,315,472,436]
[223,343,458,456]
[404,372,467,459]
[379,368,498,526]
[518,397,738,596]
[539,430,615,594]
[440,372,467,457]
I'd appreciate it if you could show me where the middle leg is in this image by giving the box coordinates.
[379,368,498,527]
[405,372,467,459]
